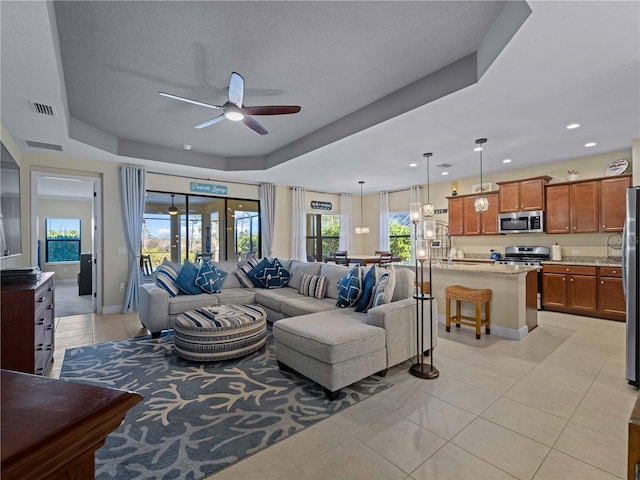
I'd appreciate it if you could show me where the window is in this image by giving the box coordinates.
[45,218,81,262]
[306,214,340,261]
[389,212,411,261]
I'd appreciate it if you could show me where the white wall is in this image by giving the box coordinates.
[0,125,24,270]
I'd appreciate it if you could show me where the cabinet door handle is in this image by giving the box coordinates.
[570,278,574,282]
[573,226,576,230]
[37,296,45,303]
[36,318,45,325]
[603,225,606,228]
[566,227,569,230]
[613,270,617,274]
[48,287,53,292]
[601,280,604,284]
[566,268,570,272]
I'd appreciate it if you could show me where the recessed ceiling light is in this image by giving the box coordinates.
[409,163,417,167]
[473,147,482,152]
[182,144,192,150]
[566,123,581,130]
[502,159,512,164]
[585,142,597,147]
[441,171,449,176]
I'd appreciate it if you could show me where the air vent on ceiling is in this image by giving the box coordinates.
[25,140,63,151]
[30,101,56,116]
[436,163,452,168]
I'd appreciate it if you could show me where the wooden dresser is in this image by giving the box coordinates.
[1,370,143,480]
[1,272,55,375]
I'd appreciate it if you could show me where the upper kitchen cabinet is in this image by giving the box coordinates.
[601,175,631,232]
[545,174,630,234]
[448,193,498,236]
[496,176,551,213]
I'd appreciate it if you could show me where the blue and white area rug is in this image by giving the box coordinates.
[60,330,391,480]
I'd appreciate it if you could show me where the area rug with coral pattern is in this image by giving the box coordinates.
[60,329,391,480]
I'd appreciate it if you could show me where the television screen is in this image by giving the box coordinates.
[1,143,22,257]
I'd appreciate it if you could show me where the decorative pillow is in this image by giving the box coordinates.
[299,273,327,299]
[354,265,379,312]
[195,261,228,294]
[154,263,180,297]
[174,260,202,295]
[154,257,181,280]
[372,266,397,307]
[336,266,363,308]
[248,258,290,289]
[235,257,259,288]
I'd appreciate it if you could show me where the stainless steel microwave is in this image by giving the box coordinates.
[498,210,544,234]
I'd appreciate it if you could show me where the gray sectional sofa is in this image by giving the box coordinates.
[139,259,438,397]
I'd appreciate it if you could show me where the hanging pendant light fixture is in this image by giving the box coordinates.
[422,152,435,217]
[168,194,178,216]
[355,180,369,235]
[474,138,489,213]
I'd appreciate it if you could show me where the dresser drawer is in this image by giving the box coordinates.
[600,266,622,277]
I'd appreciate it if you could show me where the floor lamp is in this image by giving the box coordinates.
[409,220,439,380]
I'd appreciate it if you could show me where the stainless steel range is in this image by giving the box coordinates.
[495,246,550,266]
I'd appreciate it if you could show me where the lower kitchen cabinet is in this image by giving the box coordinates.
[542,264,625,321]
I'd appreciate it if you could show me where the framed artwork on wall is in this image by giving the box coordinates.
[471,182,493,194]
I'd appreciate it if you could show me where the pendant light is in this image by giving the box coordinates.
[422,152,434,217]
[168,194,178,216]
[355,180,369,235]
[474,138,489,213]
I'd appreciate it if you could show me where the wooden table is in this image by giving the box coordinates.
[1,370,143,480]
[324,254,401,266]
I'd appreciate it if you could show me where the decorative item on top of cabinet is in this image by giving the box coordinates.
[447,192,498,236]
[496,176,551,213]
[1,272,55,375]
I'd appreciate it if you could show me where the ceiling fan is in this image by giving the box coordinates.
[159,72,301,135]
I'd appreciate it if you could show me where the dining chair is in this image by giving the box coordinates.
[376,251,393,267]
[332,251,349,265]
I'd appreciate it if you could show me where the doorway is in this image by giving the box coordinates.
[31,172,102,316]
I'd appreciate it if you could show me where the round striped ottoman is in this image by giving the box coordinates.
[173,304,267,361]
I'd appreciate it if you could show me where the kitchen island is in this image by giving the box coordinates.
[397,261,540,340]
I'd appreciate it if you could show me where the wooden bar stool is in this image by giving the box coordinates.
[445,285,492,339]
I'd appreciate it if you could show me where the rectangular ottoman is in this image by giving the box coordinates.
[273,312,387,399]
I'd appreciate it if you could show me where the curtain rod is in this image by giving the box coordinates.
[147,170,260,187]
[290,186,420,195]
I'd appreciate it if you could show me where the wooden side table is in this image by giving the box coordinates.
[1,370,142,480]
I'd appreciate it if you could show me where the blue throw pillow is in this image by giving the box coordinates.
[336,266,363,308]
[248,258,291,288]
[195,261,228,294]
[174,260,201,295]
[354,265,378,312]
[247,258,272,288]
[155,263,181,297]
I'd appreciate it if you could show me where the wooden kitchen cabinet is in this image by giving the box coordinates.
[497,176,551,213]
[601,175,631,232]
[598,266,625,320]
[448,197,464,236]
[448,193,498,236]
[545,180,599,234]
[543,264,625,320]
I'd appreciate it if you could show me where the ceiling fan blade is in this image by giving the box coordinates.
[244,105,301,115]
[195,115,225,129]
[159,92,222,110]
[228,72,244,108]
[241,115,268,135]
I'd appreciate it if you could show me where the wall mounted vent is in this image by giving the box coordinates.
[436,163,452,168]
[25,140,63,151]
[30,102,56,116]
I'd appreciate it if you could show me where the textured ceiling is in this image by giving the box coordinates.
[1,1,639,195]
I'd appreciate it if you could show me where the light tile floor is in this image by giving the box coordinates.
[49,310,634,480]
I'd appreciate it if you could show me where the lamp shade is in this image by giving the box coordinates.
[168,194,178,215]
[423,220,437,240]
[474,196,489,213]
[410,202,422,223]
[423,203,435,217]
[416,239,429,260]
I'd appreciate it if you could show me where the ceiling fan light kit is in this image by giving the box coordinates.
[159,72,301,135]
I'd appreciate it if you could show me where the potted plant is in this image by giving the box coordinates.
[567,169,579,181]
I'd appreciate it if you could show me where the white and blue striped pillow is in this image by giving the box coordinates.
[155,263,180,297]
[234,257,259,288]
[298,273,327,299]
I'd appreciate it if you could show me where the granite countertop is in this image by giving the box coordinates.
[397,261,539,275]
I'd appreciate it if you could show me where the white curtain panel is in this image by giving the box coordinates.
[339,193,352,253]
[120,165,146,313]
[409,186,422,261]
[379,191,390,252]
[259,183,276,258]
[291,187,307,261]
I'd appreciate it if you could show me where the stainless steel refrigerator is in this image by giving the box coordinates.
[624,186,640,387]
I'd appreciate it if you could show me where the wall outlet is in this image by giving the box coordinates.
[571,249,581,254]
[119,282,125,291]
